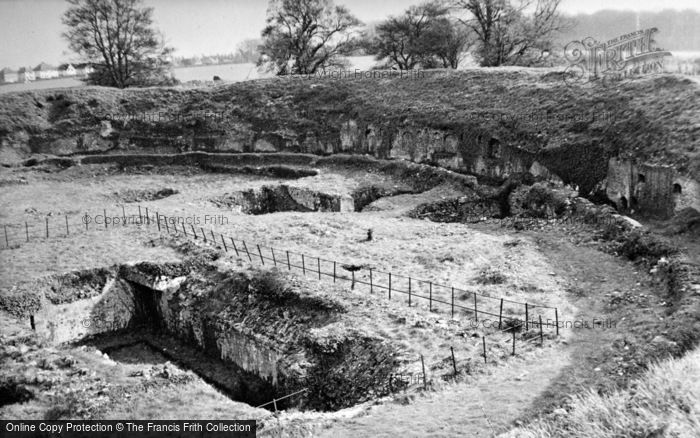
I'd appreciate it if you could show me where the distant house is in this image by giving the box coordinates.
[74,63,95,77]
[34,62,60,79]
[17,67,35,82]
[59,64,77,77]
[0,68,18,83]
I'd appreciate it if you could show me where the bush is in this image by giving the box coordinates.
[617,230,677,262]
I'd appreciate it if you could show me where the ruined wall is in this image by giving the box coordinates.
[606,157,699,217]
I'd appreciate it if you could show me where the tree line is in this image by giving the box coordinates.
[60,0,577,87]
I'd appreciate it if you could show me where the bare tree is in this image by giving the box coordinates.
[258,0,362,75]
[453,0,568,66]
[371,1,472,70]
[62,0,174,88]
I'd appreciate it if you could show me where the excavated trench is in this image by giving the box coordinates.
[27,262,398,412]
[212,184,354,214]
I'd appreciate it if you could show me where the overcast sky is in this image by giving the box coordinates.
[0,0,698,68]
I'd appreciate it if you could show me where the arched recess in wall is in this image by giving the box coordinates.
[673,183,682,194]
[619,196,628,210]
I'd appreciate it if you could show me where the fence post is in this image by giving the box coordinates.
[429,282,432,311]
[451,287,454,319]
[122,205,126,226]
[164,216,170,234]
[369,268,373,293]
[182,223,187,237]
[525,303,529,331]
[389,273,392,300]
[221,234,227,252]
[231,238,239,256]
[85,213,88,231]
[420,354,427,390]
[408,277,412,307]
[138,205,143,224]
[242,241,252,262]
[200,227,206,242]
[482,336,487,364]
[498,298,504,330]
[450,346,457,376]
[211,229,216,242]
[104,209,108,229]
[317,257,321,280]
[257,245,264,265]
[271,248,276,266]
[287,251,291,270]
[4,225,8,247]
[555,308,559,336]
[65,216,69,235]
[156,213,161,232]
[45,217,49,238]
[474,293,478,322]
[191,224,197,239]
[145,207,150,226]
[301,254,305,275]
[30,315,35,331]
[539,315,544,346]
[25,222,29,242]
[512,330,516,356]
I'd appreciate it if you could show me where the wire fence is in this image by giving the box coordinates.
[1,204,562,334]
[3,204,561,417]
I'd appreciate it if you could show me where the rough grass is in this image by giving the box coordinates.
[502,347,700,438]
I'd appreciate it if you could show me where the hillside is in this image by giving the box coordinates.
[0,69,698,194]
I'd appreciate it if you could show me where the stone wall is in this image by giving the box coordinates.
[606,157,700,217]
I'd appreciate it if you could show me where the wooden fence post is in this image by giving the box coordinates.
[242,241,252,262]
[257,245,264,265]
[498,298,504,329]
[145,207,150,226]
[369,269,373,293]
[121,205,126,226]
[301,254,305,275]
[388,273,392,300]
[474,293,478,322]
[164,216,170,234]
[482,336,487,364]
[200,227,206,242]
[231,238,239,256]
[191,224,197,239]
[221,234,227,252]
[45,217,49,238]
[156,213,161,232]
[271,248,276,266]
[450,346,457,375]
[408,277,412,307]
[104,209,108,229]
[429,282,432,311]
[4,225,8,247]
[421,354,427,390]
[65,216,69,235]
[317,257,321,280]
[211,229,216,242]
[25,222,29,242]
[138,205,142,224]
[333,261,336,282]
[525,303,529,331]
[555,308,559,336]
[182,223,187,237]
[451,287,455,319]
[287,251,291,270]
[539,315,544,346]
[512,329,516,356]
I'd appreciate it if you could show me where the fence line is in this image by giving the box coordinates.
[1,205,561,333]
